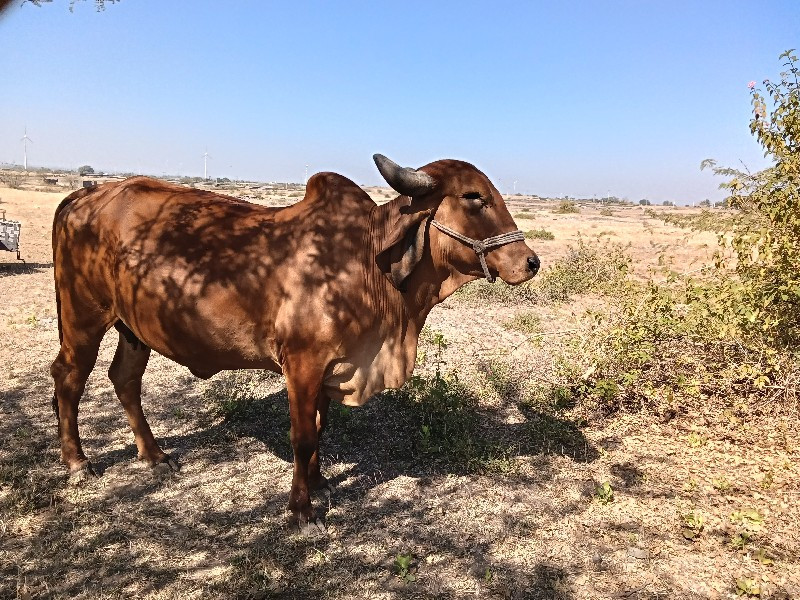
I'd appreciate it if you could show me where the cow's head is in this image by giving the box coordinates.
[374,154,540,291]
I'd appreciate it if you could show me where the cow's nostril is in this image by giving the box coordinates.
[527,255,540,275]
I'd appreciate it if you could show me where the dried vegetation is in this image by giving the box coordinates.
[1,148,799,598]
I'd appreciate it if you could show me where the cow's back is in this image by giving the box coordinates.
[53,175,380,375]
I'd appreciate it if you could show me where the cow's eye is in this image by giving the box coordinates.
[461,192,488,209]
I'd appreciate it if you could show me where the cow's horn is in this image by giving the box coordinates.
[373,154,436,197]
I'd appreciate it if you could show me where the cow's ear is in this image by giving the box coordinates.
[376,208,431,291]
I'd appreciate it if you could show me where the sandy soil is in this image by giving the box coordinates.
[1,179,798,599]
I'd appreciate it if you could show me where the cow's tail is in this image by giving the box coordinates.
[51,189,89,423]
[52,277,63,422]
[52,190,89,345]
[52,282,62,422]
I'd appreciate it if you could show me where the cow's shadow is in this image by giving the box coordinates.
[2,365,597,600]
[128,379,598,507]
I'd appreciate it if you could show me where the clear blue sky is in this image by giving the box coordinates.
[1,1,797,203]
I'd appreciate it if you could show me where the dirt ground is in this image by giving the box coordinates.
[1,180,798,599]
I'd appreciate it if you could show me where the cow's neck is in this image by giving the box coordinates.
[370,197,475,331]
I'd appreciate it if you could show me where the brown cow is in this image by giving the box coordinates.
[51,154,540,531]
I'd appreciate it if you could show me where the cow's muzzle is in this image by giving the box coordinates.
[430,219,526,283]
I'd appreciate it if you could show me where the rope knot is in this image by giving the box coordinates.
[471,240,487,254]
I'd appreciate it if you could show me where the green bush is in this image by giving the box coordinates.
[503,311,541,334]
[455,237,629,305]
[563,272,798,415]
[553,200,579,214]
[645,208,737,233]
[0,172,23,189]
[535,237,630,302]
[203,370,280,420]
[524,227,555,240]
[702,50,800,344]
[388,332,492,468]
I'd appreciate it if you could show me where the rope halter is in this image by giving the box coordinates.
[430,219,526,283]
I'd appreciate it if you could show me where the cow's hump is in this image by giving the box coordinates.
[302,172,376,213]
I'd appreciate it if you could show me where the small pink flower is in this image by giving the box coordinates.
[748,81,756,89]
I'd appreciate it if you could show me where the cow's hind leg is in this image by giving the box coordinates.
[108,324,176,470]
[50,326,107,479]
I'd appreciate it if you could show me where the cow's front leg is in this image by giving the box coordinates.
[285,367,325,533]
[308,395,331,492]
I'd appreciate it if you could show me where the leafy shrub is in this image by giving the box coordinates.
[534,237,630,302]
[203,370,280,420]
[703,50,800,344]
[455,237,630,305]
[388,333,518,472]
[393,366,479,462]
[503,311,540,334]
[563,272,798,415]
[681,511,705,541]
[645,208,737,233]
[393,553,417,584]
[401,332,474,446]
[0,172,23,189]
[594,481,614,504]
[735,578,761,597]
[599,207,615,216]
[553,200,579,214]
[525,228,555,240]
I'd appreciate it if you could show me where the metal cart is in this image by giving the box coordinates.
[0,209,22,260]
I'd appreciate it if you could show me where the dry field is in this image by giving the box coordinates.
[1,178,798,599]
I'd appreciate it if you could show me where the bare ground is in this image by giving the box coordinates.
[1,184,798,599]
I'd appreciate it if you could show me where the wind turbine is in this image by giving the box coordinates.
[21,127,33,171]
[202,149,211,180]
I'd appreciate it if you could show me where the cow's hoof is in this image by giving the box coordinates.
[151,456,180,475]
[288,512,327,536]
[67,462,96,485]
[310,475,334,496]
[298,518,327,537]
[144,454,180,472]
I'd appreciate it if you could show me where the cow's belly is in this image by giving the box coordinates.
[323,338,414,406]
[117,272,282,372]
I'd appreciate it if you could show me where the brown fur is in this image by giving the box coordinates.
[50,158,538,526]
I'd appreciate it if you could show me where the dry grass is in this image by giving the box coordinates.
[1,182,799,599]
